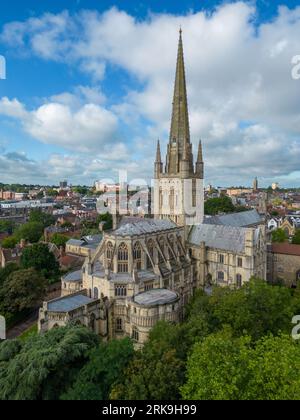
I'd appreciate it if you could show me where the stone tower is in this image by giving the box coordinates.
[253,177,258,191]
[154,30,204,227]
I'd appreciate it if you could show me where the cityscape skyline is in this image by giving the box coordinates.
[0,1,299,187]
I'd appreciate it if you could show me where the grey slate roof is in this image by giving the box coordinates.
[134,289,178,306]
[67,239,84,246]
[114,219,177,237]
[47,294,95,313]
[188,224,247,253]
[62,270,82,283]
[204,209,262,227]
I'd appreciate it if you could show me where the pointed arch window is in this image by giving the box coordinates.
[147,239,154,269]
[118,243,128,273]
[158,237,165,264]
[106,241,114,270]
[133,242,142,270]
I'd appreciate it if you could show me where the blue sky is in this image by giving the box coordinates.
[0,1,300,187]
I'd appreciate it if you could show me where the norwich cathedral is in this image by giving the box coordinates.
[39,31,267,346]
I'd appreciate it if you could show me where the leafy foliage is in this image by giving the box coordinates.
[14,222,44,243]
[62,338,134,400]
[50,233,69,248]
[272,228,287,243]
[111,322,185,400]
[182,330,300,400]
[1,236,18,249]
[29,210,55,229]
[21,243,59,280]
[204,195,235,215]
[292,229,300,245]
[0,325,99,400]
[0,268,46,313]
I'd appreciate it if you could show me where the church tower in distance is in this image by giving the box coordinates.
[154,29,204,228]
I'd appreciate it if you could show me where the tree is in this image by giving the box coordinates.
[0,268,46,313]
[50,233,69,248]
[0,263,19,286]
[188,279,297,342]
[62,338,134,400]
[181,330,300,400]
[111,322,185,400]
[1,236,18,249]
[97,212,113,230]
[29,210,55,228]
[204,195,235,215]
[21,243,59,280]
[271,228,287,243]
[292,230,300,245]
[0,220,15,234]
[0,325,99,400]
[14,222,44,243]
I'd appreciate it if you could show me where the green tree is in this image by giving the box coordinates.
[97,212,113,230]
[0,263,19,286]
[62,338,134,400]
[111,322,185,400]
[272,228,287,243]
[292,230,300,245]
[0,325,99,400]
[181,330,300,400]
[14,222,44,243]
[188,279,297,341]
[204,195,235,215]
[1,236,18,249]
[29,210,55,228]
[21,243,59,280]
[50,233,69,248]
[0,268,46,313]
[0,220,15,234]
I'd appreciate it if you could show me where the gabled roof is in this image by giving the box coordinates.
[114,219,178,237]
[188,224,248,253]
[204,209,262,228]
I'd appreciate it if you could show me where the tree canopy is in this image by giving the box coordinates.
[0,268,46,313]
[21,243,59,280]
[62,338,134,400]
[29,210,55,229]
[0,325,98,400]
[14,222,44,243]
[272,228,287,243]
[204,195,235,215]
[182,330,300,400]
[292,229,300,245]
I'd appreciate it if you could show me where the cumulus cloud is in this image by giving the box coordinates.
[1,3,300,185]
[0,96,120,153]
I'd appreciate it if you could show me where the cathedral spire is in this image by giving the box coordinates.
[195,140,204,178]
[156,139,162,163]
[197,140,203,163]
[154,139,163,178]
[166,29,192,175]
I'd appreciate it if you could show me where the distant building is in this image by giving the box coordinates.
[272,182,279,191]
[253,177,258,191]
[60,181,68,189]
[227,188,253,197]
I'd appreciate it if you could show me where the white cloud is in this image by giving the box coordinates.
[0,96,120,153]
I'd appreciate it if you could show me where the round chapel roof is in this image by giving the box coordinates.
[133,289,178,307]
